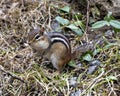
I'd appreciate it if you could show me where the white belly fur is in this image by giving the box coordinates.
[50,54,58,69]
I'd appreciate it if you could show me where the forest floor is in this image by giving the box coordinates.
[0,0,120,96]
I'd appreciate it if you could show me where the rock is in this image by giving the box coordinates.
[105,30,114,39]
[70,89,82,96]
[76,63,82,67]
[69,77,77,87]
[87,60,101,74]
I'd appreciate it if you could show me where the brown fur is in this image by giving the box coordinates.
[28,29,71,72]
[44,42,71,71]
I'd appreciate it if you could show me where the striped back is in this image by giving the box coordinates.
[47,32,71,52]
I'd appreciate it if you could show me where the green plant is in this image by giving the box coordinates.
[92,12,120,31]
[55,6,85,36]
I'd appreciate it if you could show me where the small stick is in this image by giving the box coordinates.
[84,0,90,42]
[0,65,27,84]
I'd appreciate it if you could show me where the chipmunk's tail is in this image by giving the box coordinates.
[71,43,94,60]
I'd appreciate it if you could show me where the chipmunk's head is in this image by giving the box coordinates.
[28,28,50,51]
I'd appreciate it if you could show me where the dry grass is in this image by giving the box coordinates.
[0,0,120,96]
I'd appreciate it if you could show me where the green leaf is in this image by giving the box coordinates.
[107,12,112,19]
[74,21,82,26]
[83,54,93,61]
[104,43,113,49]
[89,17,96,24]
[68,60,76,67]
[93,48,101,56]
[72,28,83,36]
[60,6,70,13]
[104,12,114,21]
[55,16,69,25]
[109,20,120,29]
[66,24,83,36]
[104,42,120,49]
[92,20,109,29]
[66,24,78,29]
[106,75,118,81]
[74,21,85,31]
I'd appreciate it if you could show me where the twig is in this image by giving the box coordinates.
[48,6,52,30]
[80,68,104,96]
[0,65,27,84]
[84,0,90,42]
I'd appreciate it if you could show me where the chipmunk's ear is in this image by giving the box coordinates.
[28,28,40,41]
[40,27,45,35]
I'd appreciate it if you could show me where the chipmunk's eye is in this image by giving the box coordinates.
[34,34,40,40]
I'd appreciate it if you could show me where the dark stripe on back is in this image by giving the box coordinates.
[49,32,70,45]
[48,32,71,51]
[51,39,69,50]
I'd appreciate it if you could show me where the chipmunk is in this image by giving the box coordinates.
[28,28,94,72]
